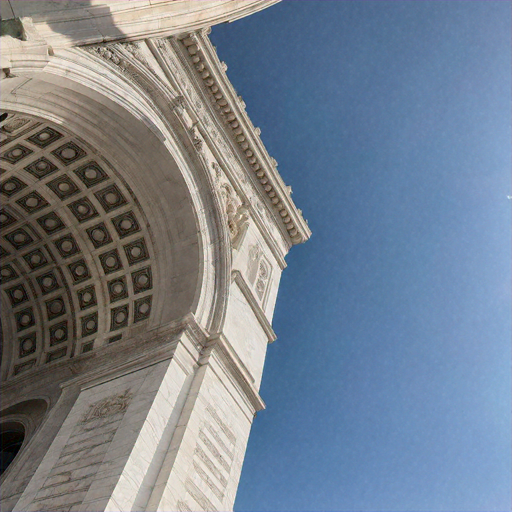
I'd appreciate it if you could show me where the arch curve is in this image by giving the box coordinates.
[0,46,231,382]
[0,398,49,481]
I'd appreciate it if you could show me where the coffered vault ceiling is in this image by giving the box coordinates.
[0,113,155,380]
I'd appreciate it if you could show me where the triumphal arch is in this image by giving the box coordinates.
[0,1,309,510]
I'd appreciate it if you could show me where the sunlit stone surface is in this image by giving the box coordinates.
[0,2,309,511]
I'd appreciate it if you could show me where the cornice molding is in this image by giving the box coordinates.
[145,37,290,267]
[178,30,311,246]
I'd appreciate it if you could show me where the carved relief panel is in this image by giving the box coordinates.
[246,244,272,306]
[210,162,250,249]
[23,389,133,512]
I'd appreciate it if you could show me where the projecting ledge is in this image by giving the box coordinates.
[231,270,277,344]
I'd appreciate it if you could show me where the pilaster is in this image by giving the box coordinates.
[144,345,262,512]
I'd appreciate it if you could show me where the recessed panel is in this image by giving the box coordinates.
[23,249,49,270]
[86,222,113,249]
[51,142,86,166]
[24,157,58,179]
[77,285,97,310]
[19,332,37,358]
[111,211,140,238]
[36,271,60,295]
[4,228,35,250]
[1,177,28,197]
[0,209,18,229]
[74,161,108,188]
[45,297,66,320]
[0,264,19,284]
[67,198,99,223]
[81,312,98,337]
[107,277,128,303]
[95,184,128,213]
[16,191,49,214]
[1,144,33,164]
[134,296,152,323]
[131,267,152,294]
[27,127,63,148]
[6,284,29,306]
[67,259,91,284]
[124,238,149,265]
[36,212,66,235]
[15,307,35,331]
[99,249,123,275]
[46,176,81,200]
[110,304,129,331]
[49,321,68,346]
[54,234,80,259]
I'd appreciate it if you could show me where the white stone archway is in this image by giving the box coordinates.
[0,47,237,369]
[0,47,233,511]
[0,9,311,510]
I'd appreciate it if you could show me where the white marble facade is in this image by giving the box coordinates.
[0,3,310,511]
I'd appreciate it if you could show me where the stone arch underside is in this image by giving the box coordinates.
[0,112,160,377]
[0,59,221,384]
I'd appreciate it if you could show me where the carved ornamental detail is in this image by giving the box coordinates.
[255,259,270,300]
[84,43,155,96]
[247,244,271,302]
[179,33,310,245]
[82,389,133,422]
[219,183,249,246]
[209,162,250,247]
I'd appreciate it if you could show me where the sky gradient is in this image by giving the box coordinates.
[210,2,511,511]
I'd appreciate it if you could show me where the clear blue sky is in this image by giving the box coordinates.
[210,2,511,511]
